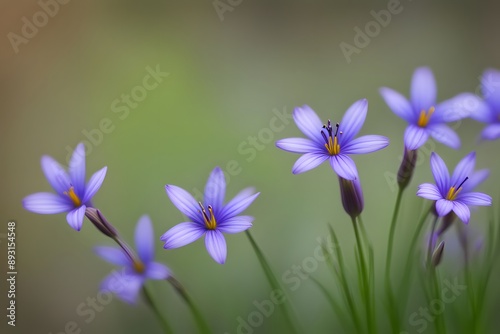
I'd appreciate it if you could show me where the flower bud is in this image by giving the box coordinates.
[338,176,364,219]
[397,148,418,190]
[431,240,445,267]
[85,207,118,238]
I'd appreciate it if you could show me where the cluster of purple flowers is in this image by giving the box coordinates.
[23,66,495,308]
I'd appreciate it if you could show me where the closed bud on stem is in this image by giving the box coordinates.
[85,207,118,238]
[431,240,445,267]
[338,176,364,219]
[397,148,418,190]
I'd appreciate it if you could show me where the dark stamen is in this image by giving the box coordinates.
[321,130,328,143]
[198,202,210,222]
[334,123,340,137]
[457,177,469,189]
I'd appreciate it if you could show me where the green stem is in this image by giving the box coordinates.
[327,226,363,333]
[308,275,351,333]
[352,217,375,334]
[430,269,446,333]
[245,231,300,334]
[168,277,212,334]
[398,205,433,319]
[426,216,438,268]
[142,286,173,334]
[384,187,404,333]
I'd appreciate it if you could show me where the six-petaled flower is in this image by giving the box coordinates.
[23,143,107,231]
[275,99,389,180]
[95,215,170,304]
[161,167,260,264]
[380,67,474,150]
[417,152,492,224]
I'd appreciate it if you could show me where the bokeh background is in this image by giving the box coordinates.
[1,0,500,333]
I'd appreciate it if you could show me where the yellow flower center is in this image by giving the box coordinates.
[445,177,468,201]
[199,202,217,230]
[133,260,145,273]
[64,186,82,207]
[322,121,341,156]
[417,106,435,127]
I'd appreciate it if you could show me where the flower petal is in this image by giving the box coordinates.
[339,99,368,145]
[94,246,131,267]
[463,169,489,193]
[293,105,325,146]
[101,271,143,304]
[135,215,154,264]
[41,155,71,195]
[457,192,492,207]
[205,230,227,264]
[379,87,415,122]
[330,155,358,180]
[435,199,453,216]
[427,124,461,149]
[430,152,450,194]
[417,183,442,200]
[292,153,328,174]
[165,185,200,222]
[450,152,475,186]
[275,138,322,154]
[404,125,429,150]
[411,67,436,113]
[145,262,170,280]
[160,223,206,249]
[341,135,389,154]
[69,143,86,198]
[452,202,471,225]
[22,192,72,214]
[83,166,107,203]
[480,124,500,140]
[204,167,226,215]
[219,191,260,222]
[433,93,480,123]
[217,216,254,234]
[66,205,86,231]
[481,68,500,112]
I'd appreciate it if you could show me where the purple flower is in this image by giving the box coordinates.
[380,67,473,150]
[161,167,260,264]
[95,215,170,304]
[22,143,107,231]
[417,152,491,224]
[275,99,389,180]
[469,69,500,140]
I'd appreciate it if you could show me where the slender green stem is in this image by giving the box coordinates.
[458,223,477,333]
[398,205,433,323]
[426,216,438,268]
[168,277,212,334]
[384,187,404,333]
[308,275,351,333]
[326,227,363,333]
[430,269,446,333]
[352,217,375,334]
[142,286,173,334]
[245,231,300,334]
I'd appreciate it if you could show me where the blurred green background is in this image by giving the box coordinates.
[1,0,500,333]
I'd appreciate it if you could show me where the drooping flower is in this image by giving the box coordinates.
[417,152,491,224]
[275,99,389,180]
[161,167,259,264]
[380,67,474,150]
[95,215,170,304]
[22,143,107,231]
[469,69,500,140]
